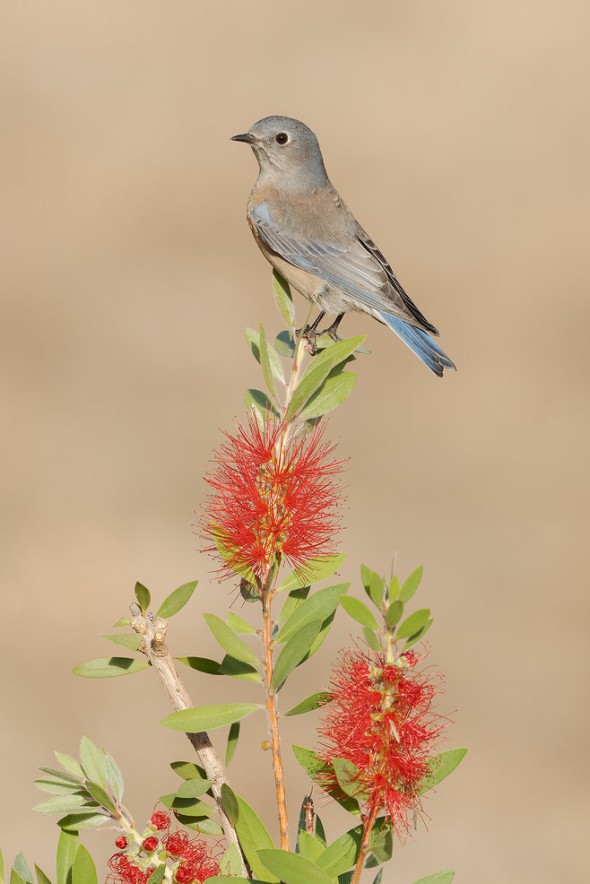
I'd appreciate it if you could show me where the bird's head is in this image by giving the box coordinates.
[231,116,328,188]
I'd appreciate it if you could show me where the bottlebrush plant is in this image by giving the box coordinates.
[2,272,466,883]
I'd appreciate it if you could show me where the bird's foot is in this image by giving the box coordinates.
[319,323,342,344]
[296,324,320,355]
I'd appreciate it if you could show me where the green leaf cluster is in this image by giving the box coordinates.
[73,579,198,679]
[33,737,124,834]
[0,832,98,884]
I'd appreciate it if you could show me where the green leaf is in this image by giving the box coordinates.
[227,611,256,634]
[0,850,4,883]
[291,746,360,815]
[388,575,400,601]
[208,879,269,884]
[171,797,215,818]
[291,745,328,780]
[73,657,149,678]
[162,702,262,732]
[34,866,52,884]
[101,633,143,651]
[272,621,322,690]
[112,616,131,627]
[385,599,404,628]
[363,626,381,652]
[233,796,278,882]
[299,370,356,420]
[225,721,240,767]
[244,388,280,420]
[176,656,221,675]
[284,691,331,716]
[10,871,27,884]
[366,819,394,865]
[71,846,97,884]
[399,566,423,604]
[272,270,295,329]
[372,870,383,884]
[258,850,332,884]
[278,554,346,592]
[277,586,309,623]
[104,751,124,804]
[58,812,108,831]
[332,757,368,801]
[38,766,82,786]
[156,580,198,618]
[83,781,116,815]
[396,608,431,640]
[79,737,106,789]
[316,824,363,877]
[134,581,151,613]
[204,613,260,667]
[170,760,207,780]
[35,778,81,796]
[275,329,295,357]
[13,856,33,884]
[361,564,384,609]
[219,843,244,878]
[315,814,327,847]
[220,783,239,825]
[340,595,379,630]
[403,618,433,649]
[297,831,325,863]
[56,830,79,884]
[175,778,212,799]
[285,336,365,420]
[276,584,348,643]
[412,873,455,884]
[246,326,285,389]
[34,795,90,815]
[55,753,84,779]
[420,748,468,794]
[218,654,261,681]
[260,323,280,396]
[147,867,166,884]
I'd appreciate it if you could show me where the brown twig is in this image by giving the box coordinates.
[261,589,290,850]
[130,602,248,877]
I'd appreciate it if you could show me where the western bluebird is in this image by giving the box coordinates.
[231,116,456,377]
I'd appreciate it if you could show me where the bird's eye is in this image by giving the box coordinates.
[275,132,289,145]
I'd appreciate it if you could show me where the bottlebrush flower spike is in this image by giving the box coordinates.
[203,417,343,583]
[318,649,446,835]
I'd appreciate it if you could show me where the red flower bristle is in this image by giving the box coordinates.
[318,649,446,836]
[202,417,343,583]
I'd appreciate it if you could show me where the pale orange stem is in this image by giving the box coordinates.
[351,797,380,884]
[262,588,290,850]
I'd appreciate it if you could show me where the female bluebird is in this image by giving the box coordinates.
[231,116,455,377]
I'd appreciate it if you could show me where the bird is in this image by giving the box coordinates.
[231,116,455,377]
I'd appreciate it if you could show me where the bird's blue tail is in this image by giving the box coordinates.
[379,312,456,377]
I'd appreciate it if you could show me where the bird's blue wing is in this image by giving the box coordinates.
[251,202,405,316]
[251,201,456,376]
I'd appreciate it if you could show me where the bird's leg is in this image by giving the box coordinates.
[320,313,345,343]
[296,311,325,355]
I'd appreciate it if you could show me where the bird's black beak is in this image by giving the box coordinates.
[231,132,254,144]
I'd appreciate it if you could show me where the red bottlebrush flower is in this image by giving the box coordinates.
[318,649,446,835]
[114,836,128,849]
[142,836,158,852]
[202,418,343,583]
[107,854,150,884]
[164,831,221,881]
[150,810,170,830]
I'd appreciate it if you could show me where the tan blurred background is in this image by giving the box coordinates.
[1,1,588,880]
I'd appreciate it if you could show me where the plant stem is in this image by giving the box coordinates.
[262,587,290,850]
[130,604,249,877]
[351,797,379,884]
